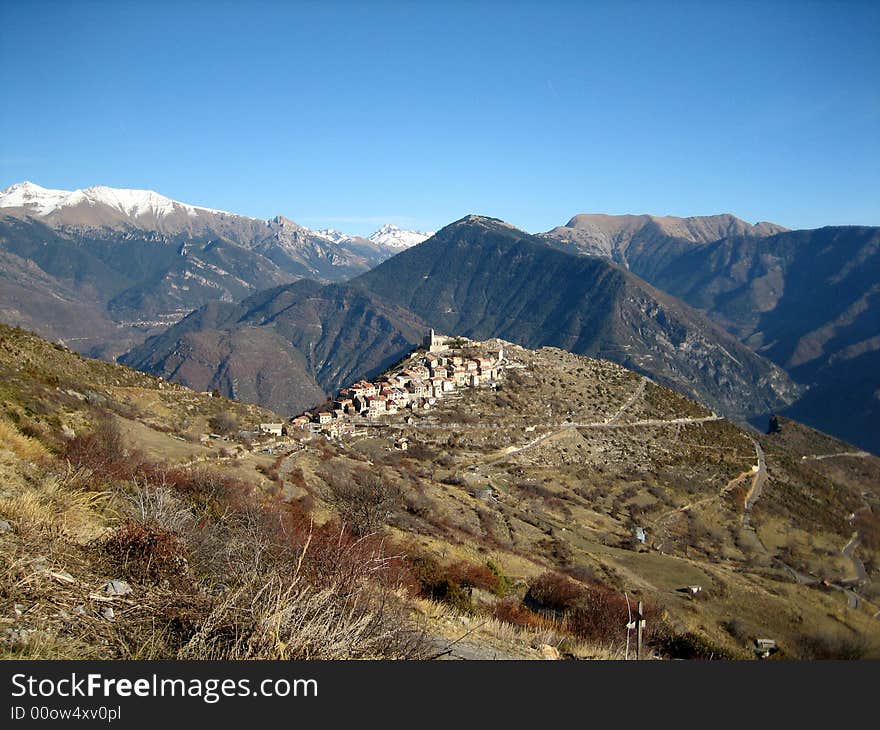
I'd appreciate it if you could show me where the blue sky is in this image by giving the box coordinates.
[1,0,878,235]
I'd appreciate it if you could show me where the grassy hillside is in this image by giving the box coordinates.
[2,324,878,660]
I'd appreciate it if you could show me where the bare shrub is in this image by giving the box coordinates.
[525,572,585,613]
[325,472,402,536]
[64,418,140,480]
[796,631,874,660]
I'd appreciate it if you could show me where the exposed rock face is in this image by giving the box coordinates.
[540,212,786,274]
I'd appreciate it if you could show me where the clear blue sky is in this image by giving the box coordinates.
[1,0,878,235]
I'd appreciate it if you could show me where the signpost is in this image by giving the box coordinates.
[624,596,647,659]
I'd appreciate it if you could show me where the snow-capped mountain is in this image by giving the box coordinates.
[0,181,231,220]
[309,223,433,250]
[0,182,411,357]
[2,183,433,253]
[367,224,433,249]
[310,228,356,245]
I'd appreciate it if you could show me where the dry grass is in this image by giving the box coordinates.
[0,419,48,462]
[180,575,427,660]
[0,466,111,543]
[413,596,623,660]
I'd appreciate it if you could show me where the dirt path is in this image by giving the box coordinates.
[652,437,764,550]
[841,531,868,584]
[604,377,647,424]
[741,438,766,524]
[801,451,872,461]
[484,415,723,468]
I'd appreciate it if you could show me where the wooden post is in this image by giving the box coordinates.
[636,601,644,660]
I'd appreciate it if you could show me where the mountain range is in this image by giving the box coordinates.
[0,182,876,452]
[0,182,425,357]
[540,214,880,452]
[123,215,799,421]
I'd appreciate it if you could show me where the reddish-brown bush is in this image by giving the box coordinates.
[101,520,189,584]
[65,418,143,480]
[525,571,586,613]
[492,598,547,629]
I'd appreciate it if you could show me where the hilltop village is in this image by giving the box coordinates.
[279,330,505,440]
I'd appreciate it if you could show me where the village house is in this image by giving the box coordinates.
[290,415,310,429]
[351,380,378,398]
[408,379,428,398]
[430,365,448,379]
[367,395,388,418]
[411,365,430,379]
[315,412,332,425]
[388,388,409,407]
[259,423,283,437]
[451,365,467,380]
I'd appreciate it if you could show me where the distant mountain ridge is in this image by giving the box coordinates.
[310,223,433,249]
[0,182,417,358]
[540,215,880,454]
[122,214,801,421]
[541,212,787,277]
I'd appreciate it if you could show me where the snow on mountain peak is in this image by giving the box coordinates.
[0,181,231,219]
[307,223,433,249]
[0,181,73,216]
[310,228,355,244]
[1,182,433,249]
[367,224,433,249]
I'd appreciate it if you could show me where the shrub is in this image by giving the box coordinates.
[796,631,873,660]
[207,412,238,436]
[651,626,733,660]
[64,418,139,480]
[492,598,546,629]
[326,472,402,536]
[100,520,189,585]
[525,572,585,613]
